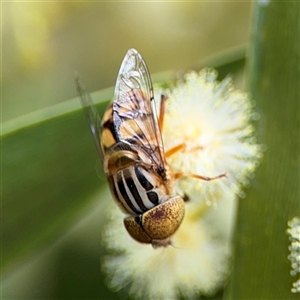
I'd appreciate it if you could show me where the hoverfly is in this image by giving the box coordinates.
[76,49,225,248]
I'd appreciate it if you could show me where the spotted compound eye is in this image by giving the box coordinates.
[123,196,185,247]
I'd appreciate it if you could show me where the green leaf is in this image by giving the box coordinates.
[2,88,113,272]
[224,1,299,299]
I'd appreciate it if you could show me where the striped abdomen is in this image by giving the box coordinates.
[107,164,169,216]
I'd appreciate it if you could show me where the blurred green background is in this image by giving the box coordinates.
[2,1,299,300]
[3,1,251,122]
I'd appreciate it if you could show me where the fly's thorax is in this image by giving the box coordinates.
[101,104,113,125]
[100,105,115,156]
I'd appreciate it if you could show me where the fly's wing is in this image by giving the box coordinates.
[75,74,103,160]
[112,49,167,175]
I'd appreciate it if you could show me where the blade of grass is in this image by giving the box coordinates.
[224,1,299,299]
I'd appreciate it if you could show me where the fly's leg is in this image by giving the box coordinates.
[174,172,227,181]
[166,143,227,181]
[165,143,186,158]
[158,93,168,132]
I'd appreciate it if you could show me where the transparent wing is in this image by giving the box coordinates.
[112,49,167,174]
[75,74,103,159]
